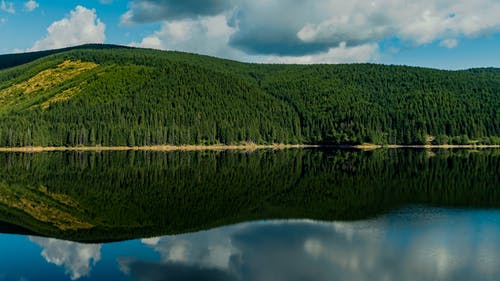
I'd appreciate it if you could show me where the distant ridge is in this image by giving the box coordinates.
[2,44,499,71]
[0,44,129,71]
[466,67,500,74]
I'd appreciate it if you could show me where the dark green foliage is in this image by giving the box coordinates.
[0,149,498,242]
[260,64,500,144]
[0,44,126,71]
[0,45,499,146]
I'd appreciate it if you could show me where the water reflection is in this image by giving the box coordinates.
[139,227,239,270]
[0,149,498,242]
[29,237,101,280]
[2,207,497,281]
[0,149,497,280]
[118,207,500,281]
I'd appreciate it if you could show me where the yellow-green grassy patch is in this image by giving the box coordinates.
[0,60,98,107]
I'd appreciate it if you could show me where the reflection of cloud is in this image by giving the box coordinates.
[29,237,101,280]
[123,208,500,281]
[118,259,236,281]
[141,237,161,246]
[141,228,237,270]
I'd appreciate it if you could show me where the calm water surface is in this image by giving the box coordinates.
[0,149,498,280]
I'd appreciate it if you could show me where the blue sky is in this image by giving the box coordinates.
[1,0,500,69]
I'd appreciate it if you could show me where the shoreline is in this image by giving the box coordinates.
[354,144,500,150]
[0,144,319,152]
[0,144,498,152]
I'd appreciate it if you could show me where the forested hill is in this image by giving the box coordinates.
[0,44,498,146]
[0,44,126,71]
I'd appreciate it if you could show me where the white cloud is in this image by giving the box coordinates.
[120,10,134,26]
[129,15,378,64]
[1,0,15,14]
[24,0,38,12]
[129,15,246,60]
[296,12,391,44]
[29,6,105,52]
[30,236,102,280]
[439,39,459,49]
[261,0,500,50]
[264,42,380,64]
[124,0,500,60]
[374,1,497,45]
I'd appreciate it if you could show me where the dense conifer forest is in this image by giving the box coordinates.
[0,44,498,146]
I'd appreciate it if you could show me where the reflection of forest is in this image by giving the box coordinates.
[0,149,498,242]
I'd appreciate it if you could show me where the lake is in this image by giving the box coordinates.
[0,149,498,280]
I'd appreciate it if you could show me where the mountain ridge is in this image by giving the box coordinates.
[0,44,127,71]
[0,44,499,146]
[2,44,499,71]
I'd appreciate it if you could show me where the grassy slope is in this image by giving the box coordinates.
[0,44,499,146]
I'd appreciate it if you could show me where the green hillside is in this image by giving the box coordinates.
[0,44,499,146]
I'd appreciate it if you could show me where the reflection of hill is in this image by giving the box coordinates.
[0,183,92,231]
[0,149,498,242]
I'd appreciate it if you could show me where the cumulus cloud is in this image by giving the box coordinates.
[121,0,234,25]
[29,237,102,280]
[129,15,247,60]
[124,0,500,60]
[29,6,105,52]
[1,0,15,14]
[439,39,459,49]
[234,0,500,55]
[264,42,380,64]
[129,15,378,63]
[24,0,38,12]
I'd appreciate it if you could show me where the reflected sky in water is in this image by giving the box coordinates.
[1,206,500,281]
